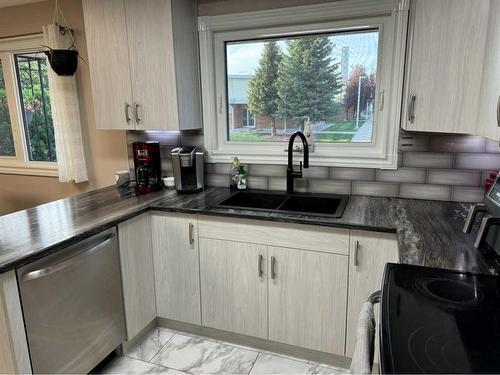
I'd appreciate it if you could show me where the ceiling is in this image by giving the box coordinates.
[0,0,45,8]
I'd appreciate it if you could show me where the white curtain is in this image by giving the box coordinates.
[42,24,88,183]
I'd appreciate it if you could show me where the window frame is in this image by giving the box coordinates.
[198,0,409,168]
[0,34,58,177]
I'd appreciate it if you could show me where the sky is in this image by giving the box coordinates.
[226,30,379,78]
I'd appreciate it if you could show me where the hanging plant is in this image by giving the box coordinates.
[44,46,79,76]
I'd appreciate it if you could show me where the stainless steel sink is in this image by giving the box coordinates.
[214,191,348,218]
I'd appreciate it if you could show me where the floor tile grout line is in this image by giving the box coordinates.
[121,354,185,374]
[247,351,262,375]
[147,331,177,365]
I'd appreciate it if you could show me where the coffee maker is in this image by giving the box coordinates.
[171,146,205,193]
[133,141,162,194]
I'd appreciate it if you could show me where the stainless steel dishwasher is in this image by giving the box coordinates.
[17,227,125,374]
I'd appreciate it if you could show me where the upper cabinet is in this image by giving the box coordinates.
[402,0,490,134]
[82,0,201,131]
[477,0,500,141]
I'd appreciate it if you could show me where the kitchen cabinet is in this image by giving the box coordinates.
[152,213,201,325]
[345,230,398,360]
[199,238,268,339]
[268,246,348,355]
[476,0,500,141]
[82,0,201,131]
[118,213,156,340]
[401,0,490,133]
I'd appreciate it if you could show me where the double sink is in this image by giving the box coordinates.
[214,190,348,218]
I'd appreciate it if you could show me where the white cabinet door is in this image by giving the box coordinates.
[402,0,490,133]
[152,213,201,325]
[345,230,398,360]
[82,0,134,130]
[268,246,348,355]
[125,0,179,130]
[477,0,500,141]
[199,238,268,339]
[118,213,156,340]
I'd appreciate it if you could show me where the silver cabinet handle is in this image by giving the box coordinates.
[188,223,194,245]
[271,256,276,279]
[258,254,263,277]
[408,94,416,123]
[354,240,360,267]
[124,103,131,124]
[497,95,500,127]
[135,103,141,125]
[23,234,115,281]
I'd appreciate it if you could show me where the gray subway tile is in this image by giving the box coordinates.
[399,183,451,201]
[485,138,500,153]
[451,187,485,203]
[455,153,500,170]
[180,133,205,147]
[205,163,231,175]
[329,168,376,181]
[308,179,351,194]
[302,166,329,179]
[249,164,287,177]
[206,174,229,187]
[351,181,399,198]
[246,176,268,190]
[402,152,453,168]
[429,135,486,153]
[480,170,496,186]
[427,169,481,187]
[376,168,426,183]
[269,177,307,192]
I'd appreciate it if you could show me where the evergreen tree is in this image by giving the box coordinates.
[277,36,341,130]
[247,41,282,136]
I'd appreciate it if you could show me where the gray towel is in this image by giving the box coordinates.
[350,301,376,374]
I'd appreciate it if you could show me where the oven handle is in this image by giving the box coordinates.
[350,290,381,375]
[22,234,115,281]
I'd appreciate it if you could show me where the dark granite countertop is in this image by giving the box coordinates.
[0,185,497,275]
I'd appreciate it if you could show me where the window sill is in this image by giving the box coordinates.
[0,162,58,177]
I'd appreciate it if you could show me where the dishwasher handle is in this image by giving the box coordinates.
[22,233,115,282]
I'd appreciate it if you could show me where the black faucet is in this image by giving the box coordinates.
[287,131,309,194]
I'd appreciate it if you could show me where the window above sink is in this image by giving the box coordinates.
[198,0,408,169]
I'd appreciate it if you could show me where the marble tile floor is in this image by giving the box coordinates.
[99,327,349,374]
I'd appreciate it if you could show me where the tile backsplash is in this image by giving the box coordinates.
[126,130,500,203]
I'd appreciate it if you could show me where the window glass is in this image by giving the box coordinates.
[15,52,56,162]
[226,30,378,143]
[0,59,16,156]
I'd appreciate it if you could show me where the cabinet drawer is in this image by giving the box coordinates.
[198,216,349,255]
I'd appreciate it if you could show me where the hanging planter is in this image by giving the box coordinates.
[44,47,78,76]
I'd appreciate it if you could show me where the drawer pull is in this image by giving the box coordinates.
[271,256,276,279]
[188,223,194,245]
[258,254,263,277]
[354,240,360,267]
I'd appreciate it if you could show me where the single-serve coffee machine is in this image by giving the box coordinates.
[133,141,162,194]
[171,146,205,193]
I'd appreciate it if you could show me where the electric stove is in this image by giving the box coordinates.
[380,263,500,373]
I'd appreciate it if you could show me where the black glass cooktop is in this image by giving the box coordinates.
[380,264,500,374]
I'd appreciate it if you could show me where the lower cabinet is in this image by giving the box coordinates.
[345,230,398,359]
[199,238,268,338]
[118,213,156,340]
[151,213,201,325]
[145,213,397,359]
[268,246,348,355]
